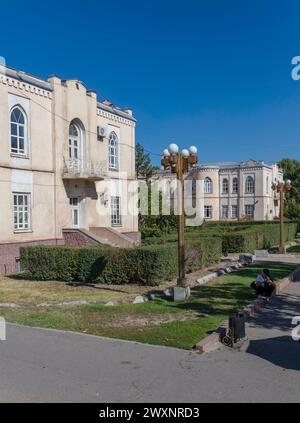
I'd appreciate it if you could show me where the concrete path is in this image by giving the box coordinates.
[0,270,300,402]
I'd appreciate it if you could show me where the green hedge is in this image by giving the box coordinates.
[20,236,222,286]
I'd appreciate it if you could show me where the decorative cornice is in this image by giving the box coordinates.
[0,74,52,99]
[97,108,136,127]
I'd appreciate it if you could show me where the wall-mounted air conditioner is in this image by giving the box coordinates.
[97,126,107,140]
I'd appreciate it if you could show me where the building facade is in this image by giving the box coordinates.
[151,159,283,222]
[0,65,139,274]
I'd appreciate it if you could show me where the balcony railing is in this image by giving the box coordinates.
[62,158,107,180]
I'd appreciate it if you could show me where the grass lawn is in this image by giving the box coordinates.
[0,262,297,349]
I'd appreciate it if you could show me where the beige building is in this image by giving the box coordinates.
[0,65,139,273]
[152,159,283,222]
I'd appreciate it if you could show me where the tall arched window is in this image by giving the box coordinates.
[10,106,27,155]
[245,176,255,193]
[109,131,118,170]
[232,177,238,194]
[69,121,81,160]
[204,177,212,193]
[222,178,229,194]
[266,176,269,194]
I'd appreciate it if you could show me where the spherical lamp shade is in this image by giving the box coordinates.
[181,148,190,158]
[189,146,198,155]
[163,148,170,157]
[287,179,291,185]
[168,143,179,154]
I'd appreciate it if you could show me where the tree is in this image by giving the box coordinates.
[135,143,154,180]
[278,158,300,219]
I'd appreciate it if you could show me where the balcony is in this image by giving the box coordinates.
[62,158,107,181]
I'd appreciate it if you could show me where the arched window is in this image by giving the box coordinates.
[109,132,118,170]
[204,177,212,193]
[245,176,255,193]
[232,177,238,194]
[222,178,229,194]
[69,121,81,161]
[10,106,27,155]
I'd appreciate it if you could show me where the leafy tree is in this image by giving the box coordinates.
[278,158,300,219]
[135,143,154,180]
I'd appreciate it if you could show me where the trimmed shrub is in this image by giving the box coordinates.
[20,246,77,281]
[20,236,222,286]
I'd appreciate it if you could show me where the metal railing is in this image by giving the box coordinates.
[63,158,107,179]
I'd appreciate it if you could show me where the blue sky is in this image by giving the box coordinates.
[1,0,300,165]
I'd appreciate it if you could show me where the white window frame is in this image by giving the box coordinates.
[232,178,238,194]
[221,205,228,219]
[204,177,212,194]
[222,178,229,194]
[231,205,238,219]
[109,132,119,170]
[204,205,212,219]
[10,106,27,156]
[245,176,255,194]
[111,196,121,226]
[13,192,31,231]
[245,204,254,217]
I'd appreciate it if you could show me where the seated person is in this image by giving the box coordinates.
[251,269,275,298]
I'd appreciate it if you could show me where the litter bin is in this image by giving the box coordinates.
[229,312,246,342]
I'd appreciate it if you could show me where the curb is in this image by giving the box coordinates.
[194,267,298,353]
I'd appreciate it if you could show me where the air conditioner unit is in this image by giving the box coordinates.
[97,126,107,140]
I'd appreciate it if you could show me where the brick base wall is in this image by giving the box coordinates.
[0,239,64,275]
[63,230,98,247]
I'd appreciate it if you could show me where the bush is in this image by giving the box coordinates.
[20,237,222,286]
[20,246,77,281]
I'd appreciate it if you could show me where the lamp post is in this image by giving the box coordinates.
[272,179,292,254]
[161,144,198,288]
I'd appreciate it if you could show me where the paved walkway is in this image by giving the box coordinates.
[0,266,300,402]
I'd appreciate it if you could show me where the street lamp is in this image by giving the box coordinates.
[272,179,292,254]
[161,144,198,288]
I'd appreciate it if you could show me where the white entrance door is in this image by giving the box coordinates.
[70,197,80,228]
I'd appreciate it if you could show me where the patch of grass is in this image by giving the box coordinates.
[0,262,297,349]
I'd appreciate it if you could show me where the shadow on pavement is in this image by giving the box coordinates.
[246,336,300,371]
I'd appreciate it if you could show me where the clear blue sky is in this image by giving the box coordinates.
[1,0,300,165]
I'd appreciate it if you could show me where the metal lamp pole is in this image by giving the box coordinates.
[161,144,198,287]
[272,179,292,254]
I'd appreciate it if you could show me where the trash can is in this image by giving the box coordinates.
[229,312,246,342]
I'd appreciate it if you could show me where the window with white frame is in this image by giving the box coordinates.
[222,178,229,194]
[221,205,228,219]
[266,176,269,194]
[231,205,238,218]
[204,177,212,193]
[13,193,31,231]
[232,177,238,194]
[111,196,121,226]
[204,205,212,218]
[109,132,118,170]
[245,204,254,217]
[245,176,255,193]
[10,106,27,155]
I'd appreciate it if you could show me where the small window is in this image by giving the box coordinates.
[204,205,212,219]
[221,205,228,219]
[266,176,269,194]
[245,204,254,217]
[204,177,212,194]
[13,193,31,231]
[10,106,27,156]
[245,176,255,194]
[222,178,229,194]
[111,196,121,226]
[232,178,238,194]
[109,132,119,170]
[231,205,238,219]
